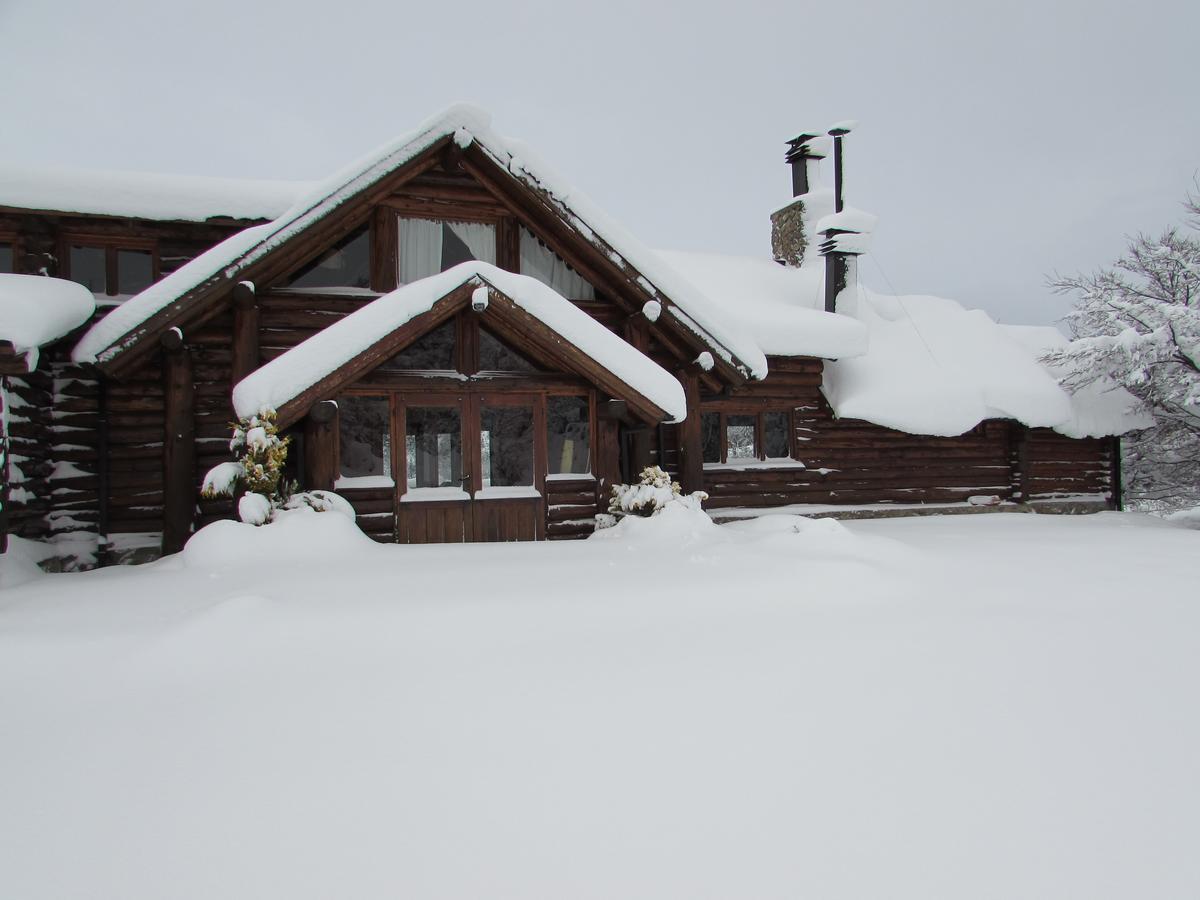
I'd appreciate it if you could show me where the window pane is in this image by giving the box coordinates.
[764,412,790,459]
[479,327,537,372]
[117,249,153,295]
[481,405,533,487]
[286,225,370,289]
[70,245,107,293]
[701,412,721,463]
[338,396,392,481]
[548,396,589,475]
[406,406,462,489]
[442,221,496,270]
[726,414,757,460]
[387,319,457,371]
[0,243,12,273]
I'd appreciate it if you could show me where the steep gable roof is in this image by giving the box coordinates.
[73,104,767,380]
[234,262,687,428]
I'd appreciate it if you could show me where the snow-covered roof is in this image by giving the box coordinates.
[0,161,312,223]
[232,261,688,423]
[1003,325,1154,438]
[0,274,96,365]
[72,104,767,377]
[654,251,867,358]
[655,249,1112,437]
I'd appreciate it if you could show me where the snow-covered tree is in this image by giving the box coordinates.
[1046,193,1200,510]
[609,466,708,518]
[202,408,293,524]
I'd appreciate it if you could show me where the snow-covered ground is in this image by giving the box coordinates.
[1,511,1197,899]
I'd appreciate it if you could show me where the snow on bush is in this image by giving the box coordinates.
[201,408,350,527]
[607,466,709,518]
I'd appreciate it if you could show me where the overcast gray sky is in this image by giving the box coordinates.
[3,0,1197,328]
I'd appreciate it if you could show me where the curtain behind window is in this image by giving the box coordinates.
[399,218,497,284]
[519,227,595,300]
[447,221,496,267]
[399,218,442,284]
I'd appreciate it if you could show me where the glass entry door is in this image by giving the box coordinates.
[472,394,543,540]
[396,396,470,543]
[395,393,545,543]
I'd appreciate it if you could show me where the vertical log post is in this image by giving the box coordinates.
[231,281,259,389]
[303,401,339,491]
[0,376,9,554]
[676,370,703,493]
[162,330,195,555]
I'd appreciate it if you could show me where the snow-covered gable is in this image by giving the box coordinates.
[0,274,96,367]
[72,104,767,378]
[0,162,311,223]
[1003,325,1155,438]
[232,261,688,423]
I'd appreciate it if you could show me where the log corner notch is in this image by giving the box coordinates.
[161,330,196,555]
[303,400,339,492]
[231,280,260,388]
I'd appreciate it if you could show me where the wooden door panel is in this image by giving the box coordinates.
[397,502,470,544]
[471,499,543,542]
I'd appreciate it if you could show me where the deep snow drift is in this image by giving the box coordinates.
[0,512,1197,899]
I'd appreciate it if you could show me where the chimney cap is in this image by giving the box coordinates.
[828,119,859,136]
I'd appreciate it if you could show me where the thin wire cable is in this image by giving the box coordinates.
[865,251,941,365]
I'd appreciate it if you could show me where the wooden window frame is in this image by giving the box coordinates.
[702,409,797,466]
[58,233,159,296]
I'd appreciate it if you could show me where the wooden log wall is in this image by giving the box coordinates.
[545,476,599,540]
[700,357,1113,510]
[5,370,54,541]
[1019,427,1113,500]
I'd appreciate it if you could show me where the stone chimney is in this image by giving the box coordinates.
[771,132,825,267]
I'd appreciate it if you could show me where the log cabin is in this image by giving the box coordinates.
[0,105,1146,567]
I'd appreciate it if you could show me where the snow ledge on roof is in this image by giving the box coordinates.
[231,261,688,423]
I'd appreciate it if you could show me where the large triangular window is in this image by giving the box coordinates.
[384,319,457,371]
[285,224,371,290]
[479,327,539,373]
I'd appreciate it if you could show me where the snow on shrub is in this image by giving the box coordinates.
[607,466,709,518]
[202,407,349,526]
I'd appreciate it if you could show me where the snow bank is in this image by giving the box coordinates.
[1003,325,1155,438]
[0,514,1197,899]
[0,275,95,360]
[0,161,310,223]
[232,261,688,422]
[823,289,1072,436]
[0,536,55,588]
[181,507,376,569]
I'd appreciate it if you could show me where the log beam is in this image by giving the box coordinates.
[676,371,703,493]
[231,281,260,388]
[162,338,196,555]
[304,401,339,491]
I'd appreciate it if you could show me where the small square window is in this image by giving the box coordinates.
[338,395,392,483]
[701,412,721,463]
[764,412,790,459]
[69,245,107,293]
[548,396,590,475]
[726,415,757,460]
[117,249,154,295]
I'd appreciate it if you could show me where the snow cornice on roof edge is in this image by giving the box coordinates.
[232,261,688,426]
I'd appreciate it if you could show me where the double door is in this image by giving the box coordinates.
[396,392,545,543]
